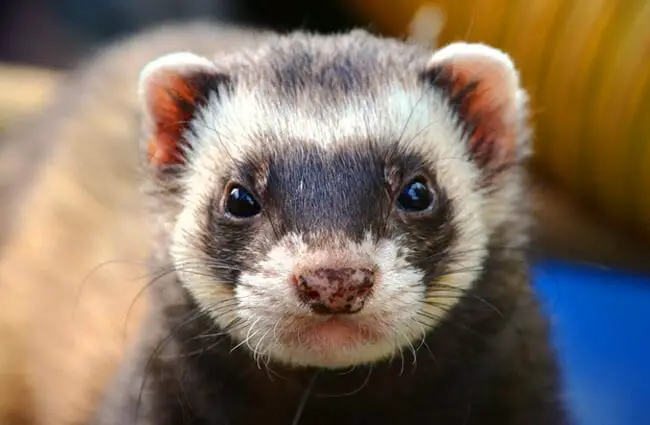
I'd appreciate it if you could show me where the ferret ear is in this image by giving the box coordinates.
[138,52,231,170]
[423,42,528,174]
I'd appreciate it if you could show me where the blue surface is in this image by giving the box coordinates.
[532,260,650,425]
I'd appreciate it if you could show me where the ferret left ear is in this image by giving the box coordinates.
[423,42,528,173]
[138,52,231,170]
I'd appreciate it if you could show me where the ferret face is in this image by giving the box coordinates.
[176,142,473,369]
[138,31,529,369]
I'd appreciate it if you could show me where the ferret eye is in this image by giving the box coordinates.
[224,185,261,218]
[396,177,435,213]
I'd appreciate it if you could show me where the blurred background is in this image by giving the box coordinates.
[0,0,359,68]
[0,1,649,424]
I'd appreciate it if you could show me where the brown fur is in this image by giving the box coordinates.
[0,21,270,425]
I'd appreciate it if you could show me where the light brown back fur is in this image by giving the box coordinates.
[0,21,269,425]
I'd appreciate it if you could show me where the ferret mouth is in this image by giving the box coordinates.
[291,315,383,343]
[275,314,388,365]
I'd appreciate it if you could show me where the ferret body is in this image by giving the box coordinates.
[0,21,569,425]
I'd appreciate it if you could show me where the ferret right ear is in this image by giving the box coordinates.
[422,43,527,175]
[138,52,230,169]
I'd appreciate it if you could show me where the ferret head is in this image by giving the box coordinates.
[137,30,531,369]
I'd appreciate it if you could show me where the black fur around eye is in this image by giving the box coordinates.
[224,185,261,218]
[396,177,435,213]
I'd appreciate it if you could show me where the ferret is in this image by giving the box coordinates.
[0,20,569,425]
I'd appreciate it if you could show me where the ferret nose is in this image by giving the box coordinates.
[294,267,375,314]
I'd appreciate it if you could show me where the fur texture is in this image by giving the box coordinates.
[132,31,534,370]
[0,21,569,425]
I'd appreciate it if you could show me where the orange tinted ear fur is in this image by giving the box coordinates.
[138,52,230,168]
[424,43,526,174]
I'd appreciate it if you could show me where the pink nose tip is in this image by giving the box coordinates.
[294,267,375,314]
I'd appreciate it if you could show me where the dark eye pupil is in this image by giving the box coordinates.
[397,179,433,212]
[225,186,261,218]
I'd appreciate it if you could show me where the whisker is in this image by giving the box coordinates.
[316,365,375,399]
[72,258,149,322]
[135,307,208,423]
[290,371,320,425]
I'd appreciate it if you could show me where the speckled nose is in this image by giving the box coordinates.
[294,267,375,314]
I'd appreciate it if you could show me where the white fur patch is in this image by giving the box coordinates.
[138,51,217,96]
[137,51,219,132]
[428,42,518,94]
